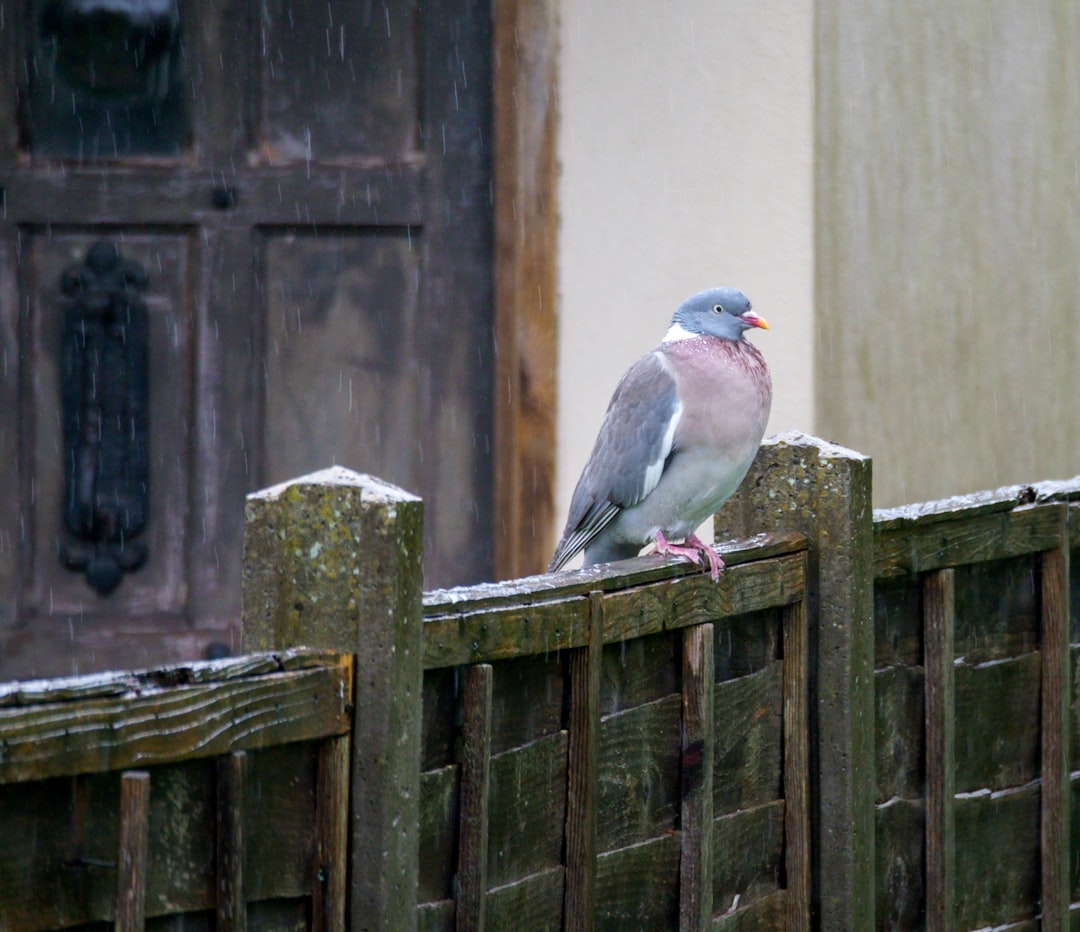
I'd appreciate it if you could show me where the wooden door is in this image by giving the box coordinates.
[0,0,495,678]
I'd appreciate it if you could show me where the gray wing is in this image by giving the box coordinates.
[548,351,681,571]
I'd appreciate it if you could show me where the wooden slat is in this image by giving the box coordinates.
[0,649,345,708]
[711,888,786,930]
[875,503,1064,579]
[423,551,806,669]
[457,664,494,932]
[0,164,426,227]
[314,736,350,932]
[424,532,808,613]
[594,833,680,928]
[485,865,565,929]
[564,592,602,931]
[116,770,151,932]
[1040,546,1070,929]
[712,800,786,912]
[216,751,247,932]
[782,594,810,929]
[924,568,955,932]
[0,662,352,783]
[680,623,715,931]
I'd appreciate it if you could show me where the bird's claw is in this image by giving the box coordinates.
[654,531,725,582]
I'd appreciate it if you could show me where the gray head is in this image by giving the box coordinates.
[666,287,769,342]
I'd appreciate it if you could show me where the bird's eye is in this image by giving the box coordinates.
[712,304,724,315]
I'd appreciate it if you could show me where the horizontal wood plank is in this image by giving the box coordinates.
[418,765,459,905]
[874,664,925,803]
[953,783,1040,930]
[954,653,1041,793]
[2,164,425,227]
[874,796,926,931]
[595,833,680,929]
[597,695,681,852]
[485,865,565,932]
[713,661,783,814]
[712,799,785,914]
[874,503,1064,578]
[711,888,786,931]
[0,661,352,783]
[487,732,568,888]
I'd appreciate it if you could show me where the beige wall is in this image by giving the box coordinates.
[557,0,1080,547]
[556,1,815,554]
[817,1,1080,507]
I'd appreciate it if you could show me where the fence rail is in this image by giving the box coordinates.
[0,435,1076,931]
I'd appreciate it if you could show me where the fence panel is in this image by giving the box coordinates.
[0,649,352,931]
[417,534,810,930]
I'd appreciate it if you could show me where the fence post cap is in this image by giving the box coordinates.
[247,466,421,505]
[763,430,871,463]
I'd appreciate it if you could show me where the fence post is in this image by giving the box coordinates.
[242,466,423,932]
[714,430,874,931]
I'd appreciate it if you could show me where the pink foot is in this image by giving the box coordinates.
[654,531,725,582]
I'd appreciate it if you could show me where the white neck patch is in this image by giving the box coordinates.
[662,322,697,343]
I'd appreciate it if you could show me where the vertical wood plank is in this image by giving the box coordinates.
[314,734,351,932]
[564,591,603,932]
[1040,545,1069,931]
[715,432,875,931]
[679,623,715,931]
[115,770,151,932]
[783,591,811,930]
[242,469,423,931]
[216,750,247,932]
[923,568,955,932]
[492,0,560,578]
[457,663,494,932]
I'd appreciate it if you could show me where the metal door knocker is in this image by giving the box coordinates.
[59,239,150,595]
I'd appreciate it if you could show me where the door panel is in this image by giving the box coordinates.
[25,231,193,617]
[0,0,494,679]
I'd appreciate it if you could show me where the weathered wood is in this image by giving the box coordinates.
[424,532,808,613]
[594,834,680,929]
[423,550,804,669]
[487,732,568,888]
[874,797,925,931]
[711,800,785,916]
[0,648,341,708]
[423,598,590,669]
[598,554,805,645]
[485,866,565,931]
[422,668,459,771]
[416,899,456,932]
[873,576,923,668]
[782,594,811,930]
[216,751,247,932]
[680,623,715,931]
[923,568,955,932]
[596,695,682,852]
[874,664,924,803]
[1040,545,1070,930]
[714,608,783,683]
[0,663,351,784]
[953,783,1040,929]
[954,653,1041,793]
[875,503,1064,579]
[116,770,152,932]
[564,592,602,932]
[715,431,875,932]
[492,0,560,580]
[418,765,459,905]
[601,630,680,716]
[954,554,1040,664]
[457,664,494,932]
[710,888,786,931]
[242,468,423,932]
[489,654,565,755]
[713,662,783,815]
[314,736,350,932]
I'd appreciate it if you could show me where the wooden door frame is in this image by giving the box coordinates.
[492,0,559,580]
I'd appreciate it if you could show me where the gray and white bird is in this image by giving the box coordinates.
[548,287,772,581]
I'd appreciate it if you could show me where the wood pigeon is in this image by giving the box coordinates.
[548,287,771,581]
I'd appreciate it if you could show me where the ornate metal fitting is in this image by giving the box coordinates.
[59,239,150,595]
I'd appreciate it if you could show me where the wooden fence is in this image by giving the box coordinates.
[0,434,1076,931]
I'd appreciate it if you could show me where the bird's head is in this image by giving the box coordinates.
[665,287,769,342]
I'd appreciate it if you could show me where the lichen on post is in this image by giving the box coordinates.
[242,465,423,932]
